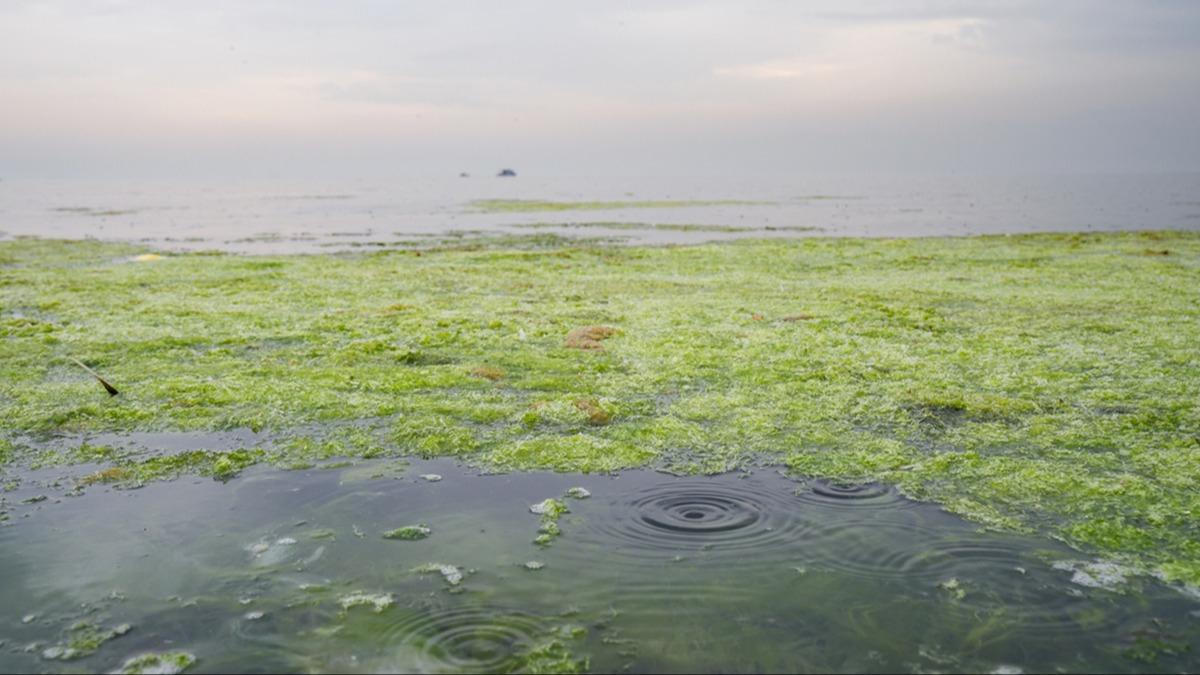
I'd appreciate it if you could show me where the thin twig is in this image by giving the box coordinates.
[68,357,120,397]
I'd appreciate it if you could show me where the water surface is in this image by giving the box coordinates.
[1,458,1197,673]
[2,173,1197,253]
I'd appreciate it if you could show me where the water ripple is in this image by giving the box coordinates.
[793,479,917,510]
[801,523,1028,581]
[575,478,812,559]
[374,606,547,673]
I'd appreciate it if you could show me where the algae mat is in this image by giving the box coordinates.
[1,232,1198,584]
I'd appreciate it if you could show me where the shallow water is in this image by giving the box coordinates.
[1,173,1197,253]
[1,458,1198,673]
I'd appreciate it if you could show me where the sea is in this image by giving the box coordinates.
[0,172,1197,253]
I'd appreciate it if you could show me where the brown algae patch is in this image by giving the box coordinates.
[564,325,618,350]
[469,365,505,381]
[78,467,133,486]
[572,398,612,425]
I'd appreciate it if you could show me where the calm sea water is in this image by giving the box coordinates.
[1,456,1197,673]
[0,173,1197,253]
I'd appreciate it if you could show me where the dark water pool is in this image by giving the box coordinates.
[1,459,1197,673]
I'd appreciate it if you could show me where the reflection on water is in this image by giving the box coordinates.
[0,459,1197,673]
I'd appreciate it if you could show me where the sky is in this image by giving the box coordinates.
[1,0,1199,179]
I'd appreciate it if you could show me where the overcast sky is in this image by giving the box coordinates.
[2,0,1198,178]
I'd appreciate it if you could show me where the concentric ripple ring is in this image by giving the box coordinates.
[793,479,917,510]
[376,606,547,673]
[572,477,816,559]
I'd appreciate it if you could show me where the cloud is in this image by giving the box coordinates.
[0,1,1197,177]
[714,61,844,81]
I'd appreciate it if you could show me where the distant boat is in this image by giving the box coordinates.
[459,172,470,178]
[497,168,517,177]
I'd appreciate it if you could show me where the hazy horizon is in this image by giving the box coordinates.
[3,1,1199,180]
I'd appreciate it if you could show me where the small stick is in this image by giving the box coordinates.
[68,357,120,396]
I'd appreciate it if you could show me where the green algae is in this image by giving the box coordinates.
[512,221,760,233]
[51,207,140,217]
[118,449,264,485]
[533,498,570,519]
[412,563,464,586]
[338,592,394,613]
[531,497,570,546]
[1125,635,1192,664]
[41,620,130,661]
[470,199,768,213]
[2,233,1199,582]
[512,639,589,673]
[115,650,196,674]
[307,527,337,540]
[382,524,431,540]
[937,578,966,601]
[424,232,624,250]
[512,221,822,234]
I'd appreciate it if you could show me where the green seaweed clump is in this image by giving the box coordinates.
[116,651,196,674]
[383,524,431,540]
[531,498,570,546]
[41,621,130,660]
[338,592,394,613]
[937,578,966,600]
[530,497,569,519]
[412,563,464,586]
[1124,635,1191,664]
[510,639,590,674]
